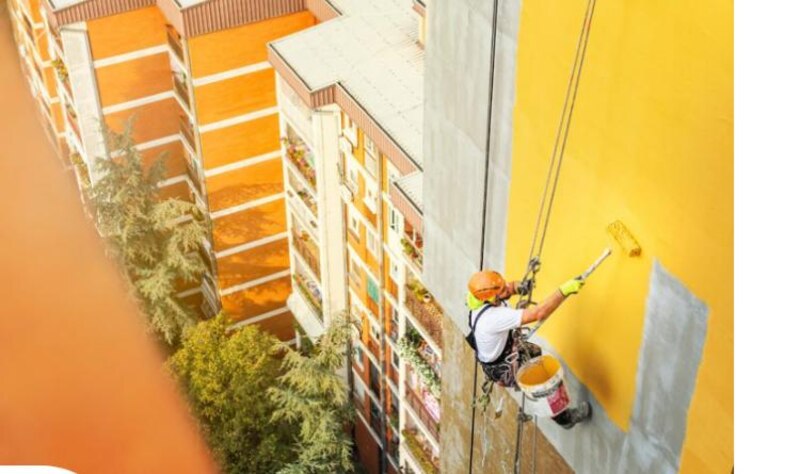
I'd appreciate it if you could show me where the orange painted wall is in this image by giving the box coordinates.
[158,180,191,202]
[87,7,167,60]
[205,158,283,212]
[140,141,187,179]
[104,98,181,144]
[199,114,280,168]
[211,199,287,251]
[220,276,292,321]
[252,311,296,341]
[187,12,316,78]
[95,53,173,107]
[193,69,276,125]
[215,239,290,289]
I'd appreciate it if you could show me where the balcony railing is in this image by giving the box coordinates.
[65,105,81,140]
[293,274,322,319]
[367,338,381,360]
[166,26,185,63]
[401,236,423,271]
[292,233,320,279]
[173,73,191,110]
[282,136,317,188]
[179,116,196,151]
[405,384,439,442]
[404,283,443,349]
[185,156,204,196]
[402,430,439,474]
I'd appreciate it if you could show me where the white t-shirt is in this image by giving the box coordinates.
[469,304,523,363]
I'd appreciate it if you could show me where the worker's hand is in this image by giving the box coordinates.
[516,279,532,296]
[558,278,585,297]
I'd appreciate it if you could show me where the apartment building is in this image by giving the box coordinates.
[34,0,318,339]
[8,0,70,165]
[269,1,441,473]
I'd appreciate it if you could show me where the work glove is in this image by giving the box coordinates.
[558,277,585,297]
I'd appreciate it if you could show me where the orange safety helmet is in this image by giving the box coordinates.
[468,270,506,302]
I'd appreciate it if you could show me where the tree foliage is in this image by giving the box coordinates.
[90,124,207,343]
[269,313,356,474]
[170,314,294,473]
[170,314,356,474]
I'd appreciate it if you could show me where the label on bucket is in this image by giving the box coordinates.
[547,381,570,415]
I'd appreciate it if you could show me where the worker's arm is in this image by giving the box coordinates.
[520,278,584,325]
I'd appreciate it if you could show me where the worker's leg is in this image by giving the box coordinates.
[551,402,592,429]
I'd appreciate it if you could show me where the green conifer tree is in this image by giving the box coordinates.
[269,313,356,474]
[169,314,295,473]
[90,124,207,343]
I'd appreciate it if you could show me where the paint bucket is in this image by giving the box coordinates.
[515,354,571,417]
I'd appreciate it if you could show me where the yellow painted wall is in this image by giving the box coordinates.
[505,0,731,472]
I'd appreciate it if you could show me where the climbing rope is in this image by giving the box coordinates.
[467,0,502,473]
[512,0,599,472]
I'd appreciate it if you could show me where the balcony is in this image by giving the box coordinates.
[404,280,443,350]
[397,329,441,399]
[282,134,316,189]
[173,72,191,111]
[293,273,322,319]
[402,429,440,474]
[69,153,90,189]
[166,26,185,63]
[400,225,423,273]
[53,58,73,102]
[367,337,381,361]
[292,231,321,280]
[184,150,204,196]
[179,115,196,152]
[65,103,81,140]
[287,172,318,215]
[405,383,440,442]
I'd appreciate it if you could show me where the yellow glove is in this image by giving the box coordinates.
[558,278,585,296]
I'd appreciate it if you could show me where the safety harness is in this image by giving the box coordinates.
[466,304,542,389]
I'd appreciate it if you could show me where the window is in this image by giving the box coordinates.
[350,258,363,288]
[389,207,402,234]
[392,351,400,369]
[370,320,381,340]
[364,137,379,178]
[348,213,361,238]
[364,181,378,213]
[348,165,359,195]
[343,113,358,145]
[389,257,401,281]
[367,276,380,304]
[353,344,364,370]
[367,229,379,258]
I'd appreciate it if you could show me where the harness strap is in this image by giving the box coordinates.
[469,304,492,331]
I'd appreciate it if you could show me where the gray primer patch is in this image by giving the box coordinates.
[518,260,709,473]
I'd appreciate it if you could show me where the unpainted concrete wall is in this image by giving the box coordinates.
[423,0,520,332]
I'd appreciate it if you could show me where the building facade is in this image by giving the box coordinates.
[30,0,319,340]
[270,0,443,472]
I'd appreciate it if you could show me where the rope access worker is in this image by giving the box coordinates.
[466,270,592,429]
